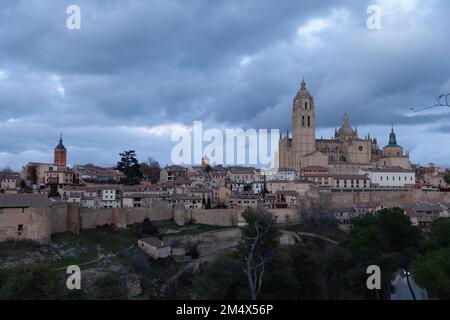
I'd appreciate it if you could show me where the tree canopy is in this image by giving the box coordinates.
[413,217,450,299]
[117,150,143,185]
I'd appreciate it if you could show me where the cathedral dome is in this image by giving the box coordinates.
[336,113,356,138]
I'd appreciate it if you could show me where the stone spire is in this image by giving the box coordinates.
[55,133,66,150]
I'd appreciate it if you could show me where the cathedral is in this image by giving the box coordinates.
[278,80,411,175]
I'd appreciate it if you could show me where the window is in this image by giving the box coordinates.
[18,224,24,235]
[305,102,308,110]
[308,116,311,127]
[302,116,305,126]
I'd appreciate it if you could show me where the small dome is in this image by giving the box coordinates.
[384,126,402,149]
[337,113,356,137]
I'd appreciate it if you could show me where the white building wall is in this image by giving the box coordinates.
[359,169,415,188]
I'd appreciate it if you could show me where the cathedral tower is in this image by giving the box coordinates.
[54,134,67,168]
[292,79,316,170]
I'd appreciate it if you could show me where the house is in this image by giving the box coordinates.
[332,174,370,191]
[227,167,256,184]
[0,173,21,191]
[44,167,74,187]
[404,203,443,230]
[213,186,232,206]
[359,167,415,190]
[91,185,122,208]
[301,166,332,187]
[73,164,125,184]
[160,165,188,182]
[21,162,56,186]
[264,168,300,182]
[168,194,203,209]
[138,237,171,259]
[227,193,261,210]
[80,197,100,209]
[251,181,265,195]
[334,207,357,231]
[354,202,385,215]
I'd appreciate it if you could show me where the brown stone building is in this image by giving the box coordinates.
[278,80,412,174]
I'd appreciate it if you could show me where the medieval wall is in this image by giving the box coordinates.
[50,204,71,234]
[80,205,173,229]
[0,208,52,244]
[329,190,450,208]
[187,208,240,227]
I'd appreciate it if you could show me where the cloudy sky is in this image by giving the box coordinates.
[0,0,449,170]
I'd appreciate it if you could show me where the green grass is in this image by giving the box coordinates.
[49,227,138,269]
[153,220,184,231]
[0,240,40,259]
[51,249,98,269]
[52,227,136,253]
[284,223,347,243]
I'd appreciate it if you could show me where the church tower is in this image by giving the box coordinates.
[54,134,67,168]
[292,79,316,171]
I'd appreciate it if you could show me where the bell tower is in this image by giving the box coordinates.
[292,79,316,170]
[54,134,67,168]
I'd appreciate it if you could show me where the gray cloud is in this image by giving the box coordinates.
[0,0,450,169]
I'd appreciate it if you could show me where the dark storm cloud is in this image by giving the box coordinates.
[0,0,449,168]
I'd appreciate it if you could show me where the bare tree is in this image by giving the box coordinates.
[241,208,279,300]
[139,156,161,183]
[298,190,335,226]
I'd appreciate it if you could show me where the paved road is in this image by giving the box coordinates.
[391,272,429,300]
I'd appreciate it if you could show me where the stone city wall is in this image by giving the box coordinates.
[80,205,173,229]
[0,207,51,244]
[329,190,450,208]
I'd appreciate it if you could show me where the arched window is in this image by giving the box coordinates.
[302,116,305,127]
[305,102,308,110]
[308,116,311,127]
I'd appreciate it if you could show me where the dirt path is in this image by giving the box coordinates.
[56,244,136,271]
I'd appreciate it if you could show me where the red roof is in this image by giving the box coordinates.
[354,202,382,209]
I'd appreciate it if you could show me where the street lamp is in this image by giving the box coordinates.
[403,269,417,300]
